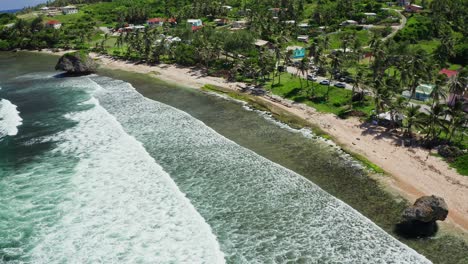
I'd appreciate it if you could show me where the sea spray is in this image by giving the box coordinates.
[0,99,23,138]
[29,96,225,263]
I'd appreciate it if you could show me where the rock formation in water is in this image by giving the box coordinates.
[55,52,97,75]
[396,195,448,238]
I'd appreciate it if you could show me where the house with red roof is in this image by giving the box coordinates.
[147,18,165,27]
[45,20,62,29]
[439,68,458,78]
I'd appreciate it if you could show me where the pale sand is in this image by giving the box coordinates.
[89,53,468,234]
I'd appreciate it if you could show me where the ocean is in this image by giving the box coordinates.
[0,9,21,14]
[0,52,432,263]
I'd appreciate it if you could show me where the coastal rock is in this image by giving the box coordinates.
[402,195,448,223]
[55,52,97,75]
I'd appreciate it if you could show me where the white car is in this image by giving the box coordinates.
[319,80,330,85]
[307,74,317,81]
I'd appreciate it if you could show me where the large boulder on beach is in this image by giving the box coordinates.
[55,52,97,75]
[402,195,448,223]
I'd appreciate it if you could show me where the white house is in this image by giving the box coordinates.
[45,20,62,29]
[187,19,203,27]
[62,5,78,15]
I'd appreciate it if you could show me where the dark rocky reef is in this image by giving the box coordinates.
[396,195,448,238]
[55,52,97,76]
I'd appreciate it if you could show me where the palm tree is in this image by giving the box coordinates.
[404,104,424,137]
[296,57,309,88]
[445,101,467,141]
[447,74,467,105]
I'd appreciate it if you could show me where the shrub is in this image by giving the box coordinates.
[438,145,464,159]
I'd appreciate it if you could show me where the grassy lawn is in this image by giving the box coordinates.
[266,73,374,117]
[409,39,440,53]
[329,30,372,50]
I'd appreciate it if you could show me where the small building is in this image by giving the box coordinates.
[255,39,274,50]
[147,18,164,27]
[405,4,423,13]
[214,18,229,26]
[340,20,358,26]
[297,35,309,43]
[284,20,295,25]
[62,5,78,15]
[222,5,233,11]
[439,68,458,78]
[415,84,435,101]
[298,23,310,29]
[40,7,49,13]
[187,19,203,27]
[45,20,61,29]
[232,20,248,29]
[287,46,306,59]
[191,25,203,32]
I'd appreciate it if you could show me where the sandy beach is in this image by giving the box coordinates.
[86,53,468,234]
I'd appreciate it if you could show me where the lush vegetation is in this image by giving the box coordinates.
[0,0,466,174]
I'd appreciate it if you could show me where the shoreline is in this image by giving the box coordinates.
[23,50,468,235]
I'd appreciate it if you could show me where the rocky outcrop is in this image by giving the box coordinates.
[402,195,449,223]
[395,195,448,238]
[55,52,97,75]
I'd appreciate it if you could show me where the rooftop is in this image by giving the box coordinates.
[439,68,459,78]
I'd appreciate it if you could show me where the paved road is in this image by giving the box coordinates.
[382,10,407,42]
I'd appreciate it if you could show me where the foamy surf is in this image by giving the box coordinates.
[0,99,23,138]
[89,76,431,263]
[30,97,225,263]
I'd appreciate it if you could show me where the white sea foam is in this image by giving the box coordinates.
[30,95,225,263]
[0,99,23,138]
[88,76,431,263]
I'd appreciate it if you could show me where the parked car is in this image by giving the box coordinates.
[319,80,330,85]
[340,76,354,83]
[307,74,317,81]
[334,82,346,88]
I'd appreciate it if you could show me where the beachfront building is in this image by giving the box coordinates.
[45,20,62,29]
[147,18,164,27]
[62,5,78,15]
[187,19,203,27]
[412,84,435,101]
[286,46,306,59]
